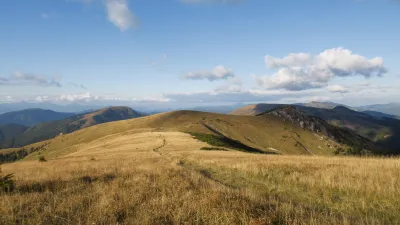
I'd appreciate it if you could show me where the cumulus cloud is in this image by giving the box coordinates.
[59,92,98,102]
[266,53,311,68]
[105,0,139,31]
[327,85,350,93]
[0,72,61,87]
[257,48,387,91]
[183,66,235,81]
[73,0,241,31]
[255,68,325,91]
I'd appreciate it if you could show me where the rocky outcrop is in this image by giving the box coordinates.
[261,106,377,152]
[267,106,330,134]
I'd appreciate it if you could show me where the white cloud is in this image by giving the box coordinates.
[327,85,350,93]
[0,72,61,87]
[25,92,171,105]
[0,95,17,103]
[35,95,50,103]
[266,53,311,68]
[255,68,325,91]
[105,0,139,31]
[162,82,400,106]
[258,48,387,91]
[59,92,97,102]
[184,65,235,81]
[214,77,243,92]
[4,81,400,107]
[72,0,241,31]
[131,96,172,103]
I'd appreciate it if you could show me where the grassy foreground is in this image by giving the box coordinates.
[1,131,400,224]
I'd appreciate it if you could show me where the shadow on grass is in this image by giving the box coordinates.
[16,174,116,194]
[187,132,271,154]
[200,147,228,151]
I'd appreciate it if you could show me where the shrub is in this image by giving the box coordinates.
[334,147,373,156]
[0,173,15,193]
[38,156,47,162]
[200,147,228,151]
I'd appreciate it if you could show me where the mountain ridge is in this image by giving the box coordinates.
[232,103,400,154]
[0,108,75,126]
[1,109,377,164]
[0,106,142,149]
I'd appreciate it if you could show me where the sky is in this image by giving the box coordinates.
[0,0,399,109]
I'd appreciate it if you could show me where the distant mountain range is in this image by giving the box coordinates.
[0,102,101,115]
[1,101,400,117]
[296,101,400,118]
[0,109,75,126]
[1,101,400,154]
[356,103,400,117]
[0,106,142,149]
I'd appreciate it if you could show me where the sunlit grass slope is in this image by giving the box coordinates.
[14,110,348,161]
[1,130,399,224]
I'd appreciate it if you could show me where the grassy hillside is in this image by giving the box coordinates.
[1,109,373,163]
[230,103,283,116]
[232,104,400,154]
[263,106,376,153]
[1,130,399,224]
[0,106,142,149]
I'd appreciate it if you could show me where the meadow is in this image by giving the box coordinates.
[1,131,399,225]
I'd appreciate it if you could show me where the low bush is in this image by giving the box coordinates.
[0,173,15,193]
[200,147,228,151]
[334,147,373,156]
[38,156,47,162]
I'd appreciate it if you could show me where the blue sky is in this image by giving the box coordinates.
[0,0,399,108]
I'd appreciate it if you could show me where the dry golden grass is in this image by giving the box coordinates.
[1,131,400,224]
[12,110,345,162]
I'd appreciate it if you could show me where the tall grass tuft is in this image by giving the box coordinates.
[0,173,15,193]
